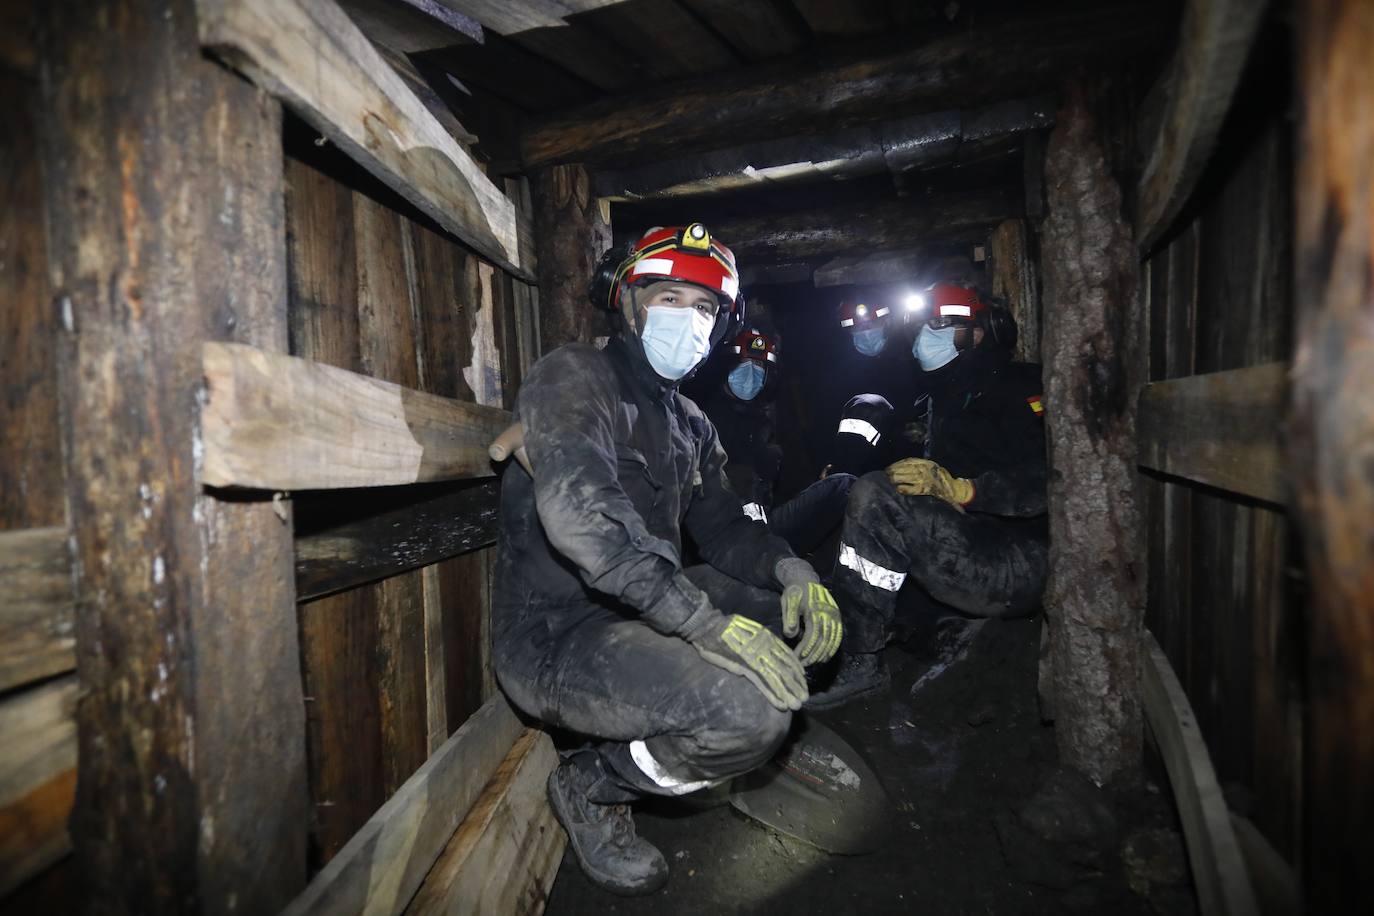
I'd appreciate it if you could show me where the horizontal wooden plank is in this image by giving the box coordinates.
[294,479,501,600]
[0,676,77,897]
[201,342,511,490]
[1142,633,1260,916]
[0,527,75,693]
[195,0,528,278]
[1137,362,1287,504]
[282,694,525,916]
[404,729,562,915]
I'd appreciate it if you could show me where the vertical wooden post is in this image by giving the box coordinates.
[530,163,612,350]
[1292,1,1374,909]
[39,0,307,911]
[1038,82,1144,786]
[987,218,1042,363]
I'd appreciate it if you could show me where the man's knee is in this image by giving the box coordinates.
[703,677,792,771]
[847,470,895,515]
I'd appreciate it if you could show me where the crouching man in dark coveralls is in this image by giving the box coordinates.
[806,282,1047,710]
[492,224,844,896]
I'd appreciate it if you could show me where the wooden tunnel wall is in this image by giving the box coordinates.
[0,35,540,904]
[0,64,78,905]
[1139,66,1303,865]
[282,146,533,867]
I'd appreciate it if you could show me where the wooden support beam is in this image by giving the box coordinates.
[0,527,74,693]
[531,163,612,350]
[1291,2,1374,911]
[201,341,511,490]
[1039,82,1144,787]
[988,219,1041,363]
[0,676,77,898]
[39,2,308,909]
[594,97,1054,203]
[812,250,975,290]
[705,188,1019,264]
[337,0,481,54]
[1137,363,1287,504]
[520,2,1164,167]
[195,0,528,278]
[294,479,501,600]
[1142,633,1260,916]
[434,0,633,36]
[1136,0,1268,253]
[404,729,563,915]
[281,695,526,916]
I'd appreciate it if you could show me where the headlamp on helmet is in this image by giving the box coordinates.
[838,299,891,329]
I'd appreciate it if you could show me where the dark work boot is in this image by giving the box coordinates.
[547,759,669,896]
[804,651,891,711]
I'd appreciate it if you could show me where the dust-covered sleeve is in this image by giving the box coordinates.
[519,346,718,636]
[681,403,795,591]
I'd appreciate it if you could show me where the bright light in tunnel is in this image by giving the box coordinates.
[904,293,927,313]
[855,303,868,316]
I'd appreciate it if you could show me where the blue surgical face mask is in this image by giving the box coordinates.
[852,326,887,356]
[915,324,960,371]
[640,305,716,380]
[727,360,767,400]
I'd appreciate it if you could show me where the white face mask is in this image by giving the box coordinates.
[914,324,960,371]
[640,305,716,380]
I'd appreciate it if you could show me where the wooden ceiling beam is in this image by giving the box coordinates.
[595,96,1053,201]
[520,1,1165,168]
[336,0,481,54]
[432,0,633,36]
[706,186,1020,263]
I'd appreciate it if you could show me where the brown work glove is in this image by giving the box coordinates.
[885,457,974,510]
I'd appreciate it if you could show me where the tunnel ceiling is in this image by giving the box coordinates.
[340,0,1177,279]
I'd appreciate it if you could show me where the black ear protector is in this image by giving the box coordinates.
[980,304,1019,353]
[588,242,637,311]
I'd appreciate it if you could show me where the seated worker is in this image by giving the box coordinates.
[696,327,856,557]
[807,282,1047,710]
[491,224,844,896]
[825,392,896,479]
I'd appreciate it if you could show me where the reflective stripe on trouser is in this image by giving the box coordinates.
[742,502,769,523]
[630,740,723,795]
[834,471,1049,653]
[838,543,906,591]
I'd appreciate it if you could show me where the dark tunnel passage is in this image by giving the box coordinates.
[6,0,1365,913]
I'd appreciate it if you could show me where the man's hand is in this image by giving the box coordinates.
[775,557,843,666]
[885,457,974,509]
[684,615,808,711]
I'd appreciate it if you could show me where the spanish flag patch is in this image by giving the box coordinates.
[1026,395,1044,416]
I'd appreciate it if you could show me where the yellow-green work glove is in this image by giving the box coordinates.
[775,557,843,666]
[685,615,808,711]
[885,457,974,509]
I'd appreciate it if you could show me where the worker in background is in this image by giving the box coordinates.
[695,327,858,559]
[825,392,896,479]
[490,224,843,896]
[806,282,1047,710]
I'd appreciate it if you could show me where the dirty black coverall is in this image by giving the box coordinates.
[701,390,856,558]
[493,336,798,801]
[834,346,1049,654]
